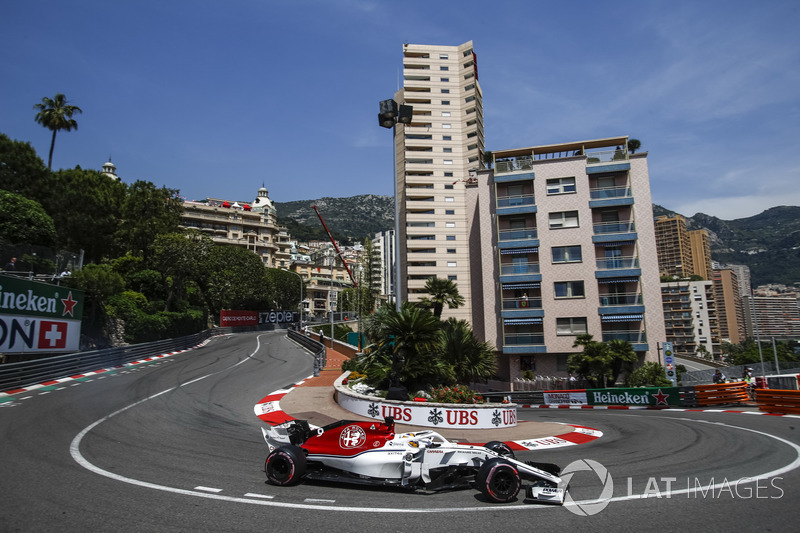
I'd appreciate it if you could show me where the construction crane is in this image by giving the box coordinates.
[312,205,357,287]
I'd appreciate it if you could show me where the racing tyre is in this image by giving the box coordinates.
[265,445,306,486]
[485,440,515,459]
[476,458,521,503]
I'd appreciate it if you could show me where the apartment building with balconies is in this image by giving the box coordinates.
[661,280,719,357]
[179,185,289,268]
[395,41,484,321]
[465,136,665,381]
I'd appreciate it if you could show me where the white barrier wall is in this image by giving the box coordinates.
[335,377,518,429]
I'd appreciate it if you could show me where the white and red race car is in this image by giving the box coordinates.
[262,417,566,504]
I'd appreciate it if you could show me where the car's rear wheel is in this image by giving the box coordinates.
[476,458,521,503]
[265,445,306,486]
[485,440,515,459]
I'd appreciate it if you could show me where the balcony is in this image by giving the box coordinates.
[496,194,536,216]
[499,261,539,275]
[502,330,546,354]
[589,186,634,209]
[595,256,639,270]
[502,297,542,310]
[495,157,533,174]
[599,293,643,306]
[601,330,647,344]
[498,227,537,242]
[593,220,636,235]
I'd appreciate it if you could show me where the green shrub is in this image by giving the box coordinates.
[429,385,484,404]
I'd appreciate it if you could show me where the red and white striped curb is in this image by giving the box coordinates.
[253,381,604,450]
[0,336,222,398]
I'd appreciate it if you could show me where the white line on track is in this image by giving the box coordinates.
[69,336,800,514]
[244,493,275,499]
[195,486,223,493]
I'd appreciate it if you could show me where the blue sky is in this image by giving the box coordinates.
[2,0,799,220]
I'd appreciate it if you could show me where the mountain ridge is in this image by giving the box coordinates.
[276,196,800,287]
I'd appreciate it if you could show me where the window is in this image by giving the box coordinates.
[549,211,579,229]
[442,100,450,105]
[444,160,453,165]
[446,222,456,228]
[445,196,454,202]
[442,124,452,129]
[447,248,456,254]
[446,235,455,240]
[447,275,457,280]
[554,281,585,299]
[445,209,455,215]
[444,172,453,177]
[440,66,449,71]
[441,89,450,93]
[557,317,588,336]
[443,147,452,152]
[439,54,449,59]
[447,262,457,267]
[444,184,454,189]
[443,136,451,141]
[546,177,576,195]
[552,245,582,263]
[441,112,451,117]
[440,77,449,82]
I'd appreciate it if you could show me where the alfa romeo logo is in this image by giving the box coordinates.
[561,459,614,516]
[339,425,366,449]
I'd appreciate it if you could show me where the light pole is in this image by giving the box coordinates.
[378,98,413,311]
[281,268,304,328]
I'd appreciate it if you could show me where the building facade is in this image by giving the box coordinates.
[688,229,712,279]
[743,295,800,339]
[712,267,745,344]
[395,41,484,321]
[661,280,719,358]
[179,186,291,269]
[465,136,665,381]
[654,215,693,279]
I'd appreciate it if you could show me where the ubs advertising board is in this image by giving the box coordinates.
[0,275,84,354]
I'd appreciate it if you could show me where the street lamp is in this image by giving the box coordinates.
[378,98,413,311]
[281,268,304,328]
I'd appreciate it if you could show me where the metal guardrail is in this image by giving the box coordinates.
[0,328,231,392]
[287,329,326,376]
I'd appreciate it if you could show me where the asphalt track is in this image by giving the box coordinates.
[1,331,799,532]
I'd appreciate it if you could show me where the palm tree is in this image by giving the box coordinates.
[33,93,82,170]
[627,138,641,154]
[606,339,638,384]
[419,277,465,318]
[438,318,497,384]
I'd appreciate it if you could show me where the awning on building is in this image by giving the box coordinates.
[598,277,640,284]
[502,282,541,289]
[601,314,643,322]
[500,247,538,254]
[504,317,543,325]
[600,241,635,247]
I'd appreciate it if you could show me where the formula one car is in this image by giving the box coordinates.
[262,417,566,504]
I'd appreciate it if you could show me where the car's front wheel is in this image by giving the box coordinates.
[265,445,306,486]
[476,458,521,503]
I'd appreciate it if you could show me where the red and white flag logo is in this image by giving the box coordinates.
[38,321,68,349]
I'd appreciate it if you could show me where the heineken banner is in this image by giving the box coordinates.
[587,387,680,407]
[0,275,84,354]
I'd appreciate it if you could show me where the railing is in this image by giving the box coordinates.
[497,194,535,208]
[498,227,537,241]
[586,149,628,164]
[499,262,539,275]
[590,186,631,199]
[595,256,639,270]
[0,328,230,392]
[502,298,543,309]
[286,329,326,377]
[601,330,646,343]
[599,293,643,306]
[495,157,534,174]
[593,220,636,234]
[503,334,545,346]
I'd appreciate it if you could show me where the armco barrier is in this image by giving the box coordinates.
[693,382,748,406]
[0,328,232,393]
[755,389,800,415]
